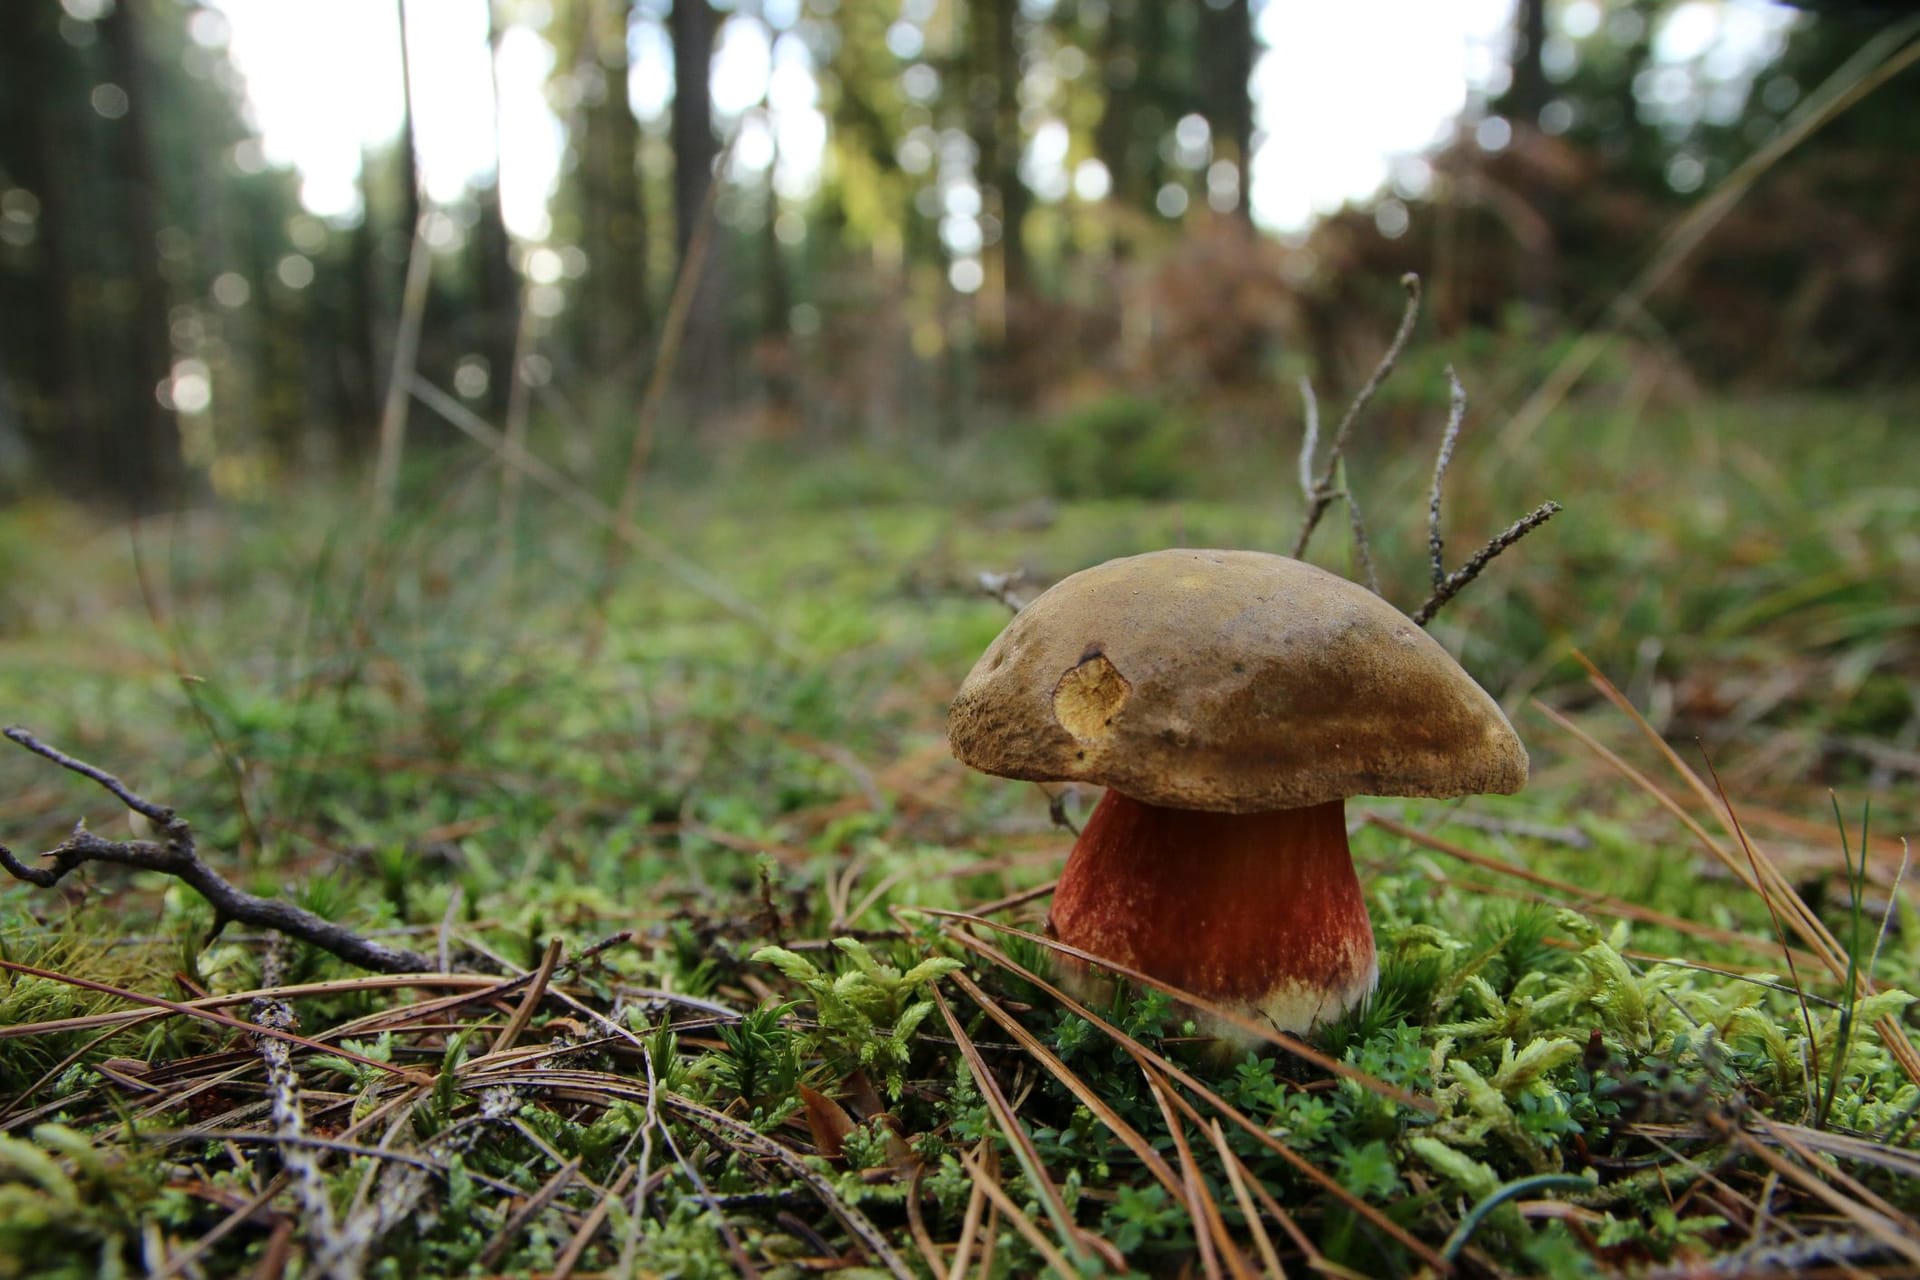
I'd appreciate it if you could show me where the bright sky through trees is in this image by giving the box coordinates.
[209,0,1797,242]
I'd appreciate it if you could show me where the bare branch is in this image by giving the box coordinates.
[5,726,179,830]
[977,569,1030,614]
[1041,785,1082,837]
[1291,273,1422,559]
[2,729,433,974]
[1428,366,1468,592]
[1413,501,1562,627]
[1295,376,1319,501]
[1340,461,1380,595]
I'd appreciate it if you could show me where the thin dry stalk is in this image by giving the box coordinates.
[659,1093,917,1279]
[932,986,1105,1273]
[1563,656,1920,1086]
[1342,462,1380,595]
[0,956,427,1084]
[956,1146,1081,1280]
[148,1177,290,1280]
[922,908,1430,1112]
[1294,377,1319,500]
[489,936,563,1056]
[370,208,436,525]
[905,1160,947,1277]
[948,969,1184,1200]
[934,919,1452,1273]
[407,376,792,651]
[967,877,1060,918]
[1161,1072,1321,1267]
[1206,1118,1288,1279]
[1496,16,1920,456]
[1413,501,1562,627]
[1292,274,1422,560]
[946,1139,992,1280]
[251,947,351,1280]
[550,1163,634,1280]
[978,569,1032,614]
[1428,367,1467,592]
[1365,812,1825,968]
[1138,1064,1241,1280]
[474,1156,581,1271]
[1712,1115,1920,1269]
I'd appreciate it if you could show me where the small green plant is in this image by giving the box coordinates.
[714,1002,800,1103]
[751,938,961,1095]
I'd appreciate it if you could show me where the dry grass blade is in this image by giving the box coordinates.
[921,907,1432,1113]
[0,972,513,1041]
[1366,811,1826,969]
[946,1139,992,1280]
[1560,654,1920,1086]
[1139,1063,1245,1280]
[659,1092,916,1280]
[947,968,1185,1201]
[935,919,1453,1273]
[474,1155,581,1272]
[0,956,429,1084]
[931,985,1107,1273]
[955,1145,1081,1279]
[551,1164,633,1280]
[1530,700,1751,883]
[1711,1114,1920,1269]
[369,209,434,524]
[1160,1068,1323,1269]
[407,375,792,651]
[488,935,563,1056]
[967,876,1060,918]
[1754,1115,1920,1240]
[1496,15,1920,456]
[1206,1118,1287,1279]
[905,1158,947,1277]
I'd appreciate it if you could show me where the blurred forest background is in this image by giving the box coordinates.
[0,0,1915,513]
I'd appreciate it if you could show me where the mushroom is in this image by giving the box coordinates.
[949,549,1527,1039]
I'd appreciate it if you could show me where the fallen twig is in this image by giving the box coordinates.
[0,727,433,974]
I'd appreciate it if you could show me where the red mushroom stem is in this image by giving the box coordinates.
[1047,791,1378,1039]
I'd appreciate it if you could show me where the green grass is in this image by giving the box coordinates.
[0,388,1916,1276]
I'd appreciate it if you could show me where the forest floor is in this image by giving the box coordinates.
[0,387,1917,1277]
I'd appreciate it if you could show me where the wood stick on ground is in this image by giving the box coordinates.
[0,727,433,974]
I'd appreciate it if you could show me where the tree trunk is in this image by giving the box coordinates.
[479,0,523,412]
[1094,0,1144,211]
[101,0,184,509]
[1507,0,1548,126]
[990,0,1029,300]
[1202,0,1255,220]
[0,1,96,491]
[569,0,650,390]
[968,0,1027,356]
[395,0,422,242]
[668,0,727,406]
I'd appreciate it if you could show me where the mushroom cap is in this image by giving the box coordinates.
[949,549,1527,812]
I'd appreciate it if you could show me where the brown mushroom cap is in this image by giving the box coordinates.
[949,549,1527,812]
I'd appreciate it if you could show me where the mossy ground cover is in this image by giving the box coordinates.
[0,390,1916,1277]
